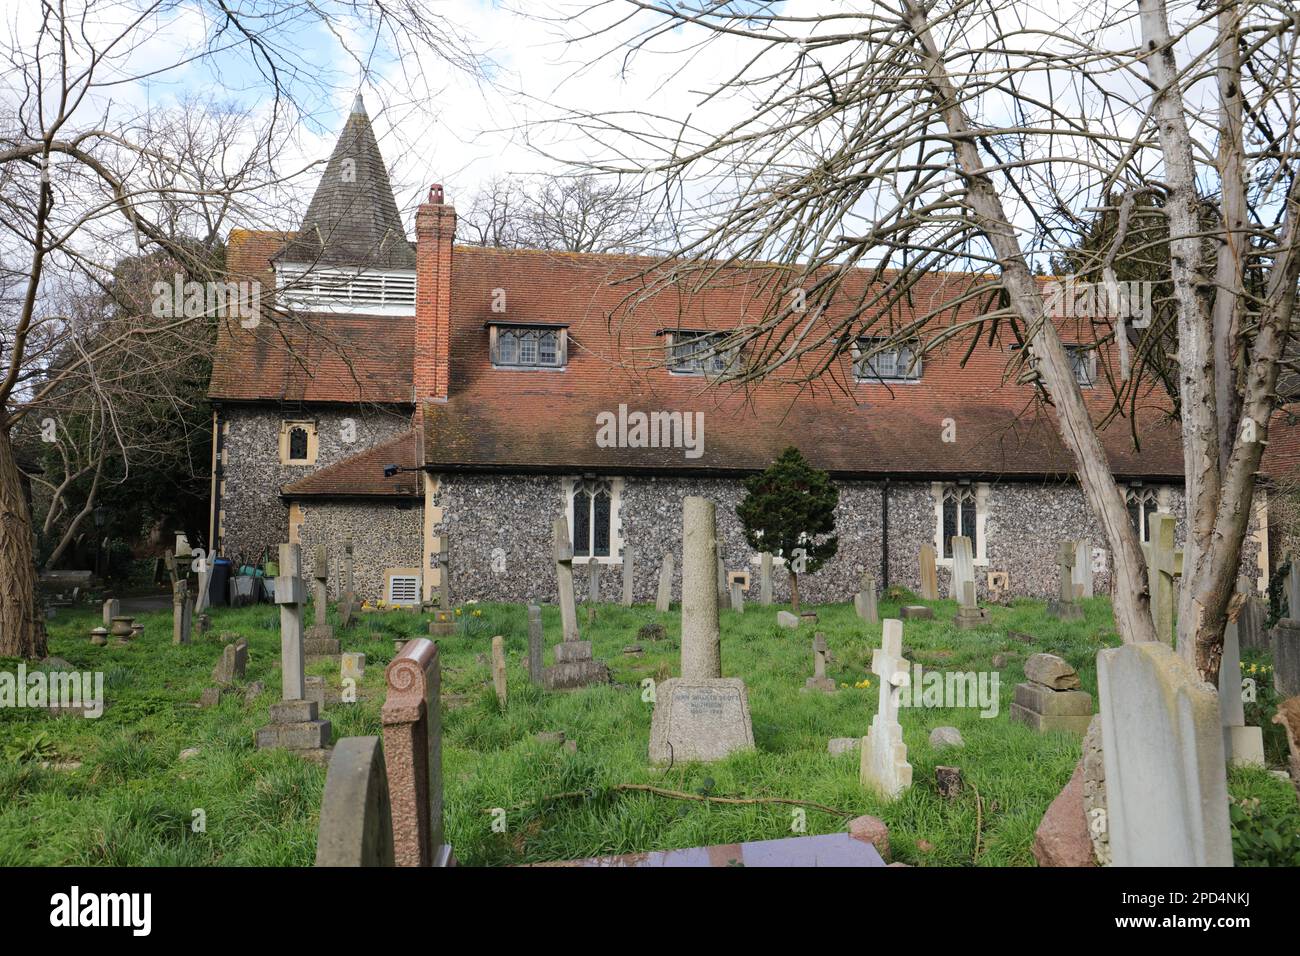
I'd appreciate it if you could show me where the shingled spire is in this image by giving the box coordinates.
[274,94,416,271]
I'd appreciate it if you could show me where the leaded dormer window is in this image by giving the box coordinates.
[489,322,568,369]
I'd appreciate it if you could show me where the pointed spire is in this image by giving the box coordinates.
[274,97,415,271]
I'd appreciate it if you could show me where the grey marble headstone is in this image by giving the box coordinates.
[622,544,635,607]
[315,736,395,866]
[760,552,773,606]
[649,679,755,765]
[656,552,674,613]
[1096,642,1231,866]
[527,604,543,685]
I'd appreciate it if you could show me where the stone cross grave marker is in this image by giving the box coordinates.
[1048,541,1084,620]
[1220,618,1265,767]
[649,497,755,764]
[527,604,543,685]
[804,632,836,693]
[860,618,913,799]
[276,543,307,701]
[542,519,609,691]
[1144,512,1177,645]
[1073,538,1093,598]
[622,544,635,607]
[949,536,974,602]
[382,638,454,866]
[855,573,878,624]
[656,551,674,613]
[305,543,340,660]
[919,544,939,601]
[760,551,773,606]
[554,517,579,642]
[1096,641,1231,866]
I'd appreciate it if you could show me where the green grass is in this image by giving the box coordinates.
[1,593,1295,866]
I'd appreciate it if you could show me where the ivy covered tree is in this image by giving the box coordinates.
[736,447,838,613]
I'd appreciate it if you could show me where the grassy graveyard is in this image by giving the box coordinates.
[2,593,1295,867]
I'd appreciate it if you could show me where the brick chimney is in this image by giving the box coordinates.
[415,184,456,401]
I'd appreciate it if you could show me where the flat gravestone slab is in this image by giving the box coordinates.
[649,678,755,765]
[900,605,933,620]
[539,832,886,867]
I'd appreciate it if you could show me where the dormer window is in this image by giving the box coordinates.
[853,336,921,381]
[488,322,568,369]
[663,330,740,376]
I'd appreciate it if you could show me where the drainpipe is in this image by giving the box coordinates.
[881,478,890,590]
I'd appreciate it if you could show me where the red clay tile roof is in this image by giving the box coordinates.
[210,229,413,404]
[281,429,421,497]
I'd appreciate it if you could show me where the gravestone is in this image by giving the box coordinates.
[900,605,933,620]
[491,636,508,710]
[437,538,451,612]
[1144,513,1177,645]
[656,552,674,613]
[527,604,543,685]
[1219,619,1264,767]
[855,574,878,624]
[339,538,356,628]
[1275,620,1300,698]
[860,619,913,799]
[716,548,728,608]
[804,632,836,693]
[1010,652,1092,733]
[950,536,974,602]
[1286,555,1300,620]
[212,638,248,685]
[541,519,609,690]
[256,543,332,759]
[342,652,366,681]
[987,570,1009,603]
[1047,542,1084,621]
[622,544,635,607]
[315,737,395,866]
[1237,575,1268,653]
[102,598,119,628]
[194,560,213,616]
[554,517,580,642]
[649,497,755,764]
[305,544,340,660]
[777,609,800,629]
[382,638,454,866]
[1073,539,1093,598]
[172,579,192,645]
[760,552,773,605]
[730,580,744,613]
[953,580,989,630]
[587,560,601,624]
[1096,642,1231,866]
[918,544,939,601]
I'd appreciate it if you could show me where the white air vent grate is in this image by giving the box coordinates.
[387,575,419,606]
[277,266,415,313]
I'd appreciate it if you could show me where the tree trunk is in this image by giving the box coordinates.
[789,570,801,615]
[0,424,47,658]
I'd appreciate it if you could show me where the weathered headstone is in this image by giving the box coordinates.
[256,543,333,758]
[730,579,744,613]
[491,636,508,710]
[622,544,635,607]
[212,638,248,685]
[102,598,119,628]
[1047,542,1084,621]
[541,519,609,690]
[953,579,989,630]
[587,560,601,624]
[987,570,1009,603]
[1220,618,1264,767]
[855,574,878,624]
[315,736,395,866]
[342,652,366,681]
[760,552,773,606]
[1010,652,1092,733]
[716,547,728,608]
[276,543,307,702]
[1144,512,1177,645]
[950,536,974,602]
[1286,555,1300,621]
[1096,642,1231,866]
[777,609,800,629]
[804,633,836,693]
[305,544,340,660]
[1073,539,1093,598]
[1275,620,1300,699]
[656,552,674,613]
[918,544,939,601]
[1237,575,1268,653]
[860,619,913,799]
[382,638,454,866]
[900,605,934,620]
[172,579,192,645]
[527,604,543,685]
[649,497,755,764]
